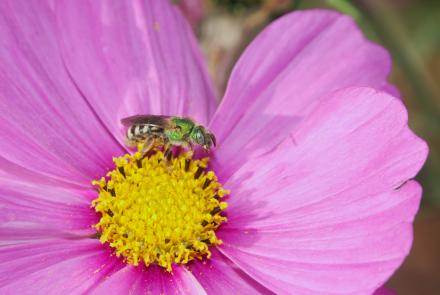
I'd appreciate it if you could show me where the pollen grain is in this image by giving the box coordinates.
[91,148,228,272]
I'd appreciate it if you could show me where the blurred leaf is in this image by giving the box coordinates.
[326,0,361,19]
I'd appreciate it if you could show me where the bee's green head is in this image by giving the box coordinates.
[190,126,216,150]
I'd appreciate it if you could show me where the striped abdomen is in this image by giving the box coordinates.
[127,124,164,143]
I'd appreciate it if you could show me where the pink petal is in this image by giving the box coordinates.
[382,83,401,98]
[0,239,122,294]
[55,0,216,144]
[0,0,125,186]
[188,248,272,294]
[225,88,427,226]
[210,10,396,180]
[218,88,427,294]
[89,265,205,295]
[0,156,85,190]
[0,179,97,244]
[220,181,420,294]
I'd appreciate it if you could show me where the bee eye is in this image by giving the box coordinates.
[197,132,204,142]
[193,129,205,145]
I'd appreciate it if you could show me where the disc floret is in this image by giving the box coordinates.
[92,148,228,272]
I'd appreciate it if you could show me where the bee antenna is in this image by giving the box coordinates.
[209,133,216,147]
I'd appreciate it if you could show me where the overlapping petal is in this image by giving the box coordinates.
[210,10,396,179]
[218,88,428,294]
[55,0,216,141]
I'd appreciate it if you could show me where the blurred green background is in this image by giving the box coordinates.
[182,0,440,293]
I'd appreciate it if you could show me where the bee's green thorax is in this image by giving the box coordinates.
[166,117,195,142]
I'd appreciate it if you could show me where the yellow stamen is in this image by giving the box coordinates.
[91,147,228,272]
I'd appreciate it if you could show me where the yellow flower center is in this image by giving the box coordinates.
[91,147,228,272]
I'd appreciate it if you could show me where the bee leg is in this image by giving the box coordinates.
[163,142,173,163]
[186,142,194,158]
[140,137,155,158]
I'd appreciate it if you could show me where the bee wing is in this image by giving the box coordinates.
[120,115,173,128]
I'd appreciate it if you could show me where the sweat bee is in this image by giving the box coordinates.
[121,115,216,156]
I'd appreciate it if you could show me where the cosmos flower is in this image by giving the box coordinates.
[0,1,428,294]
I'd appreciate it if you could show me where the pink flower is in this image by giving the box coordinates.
[0,1,427,294]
